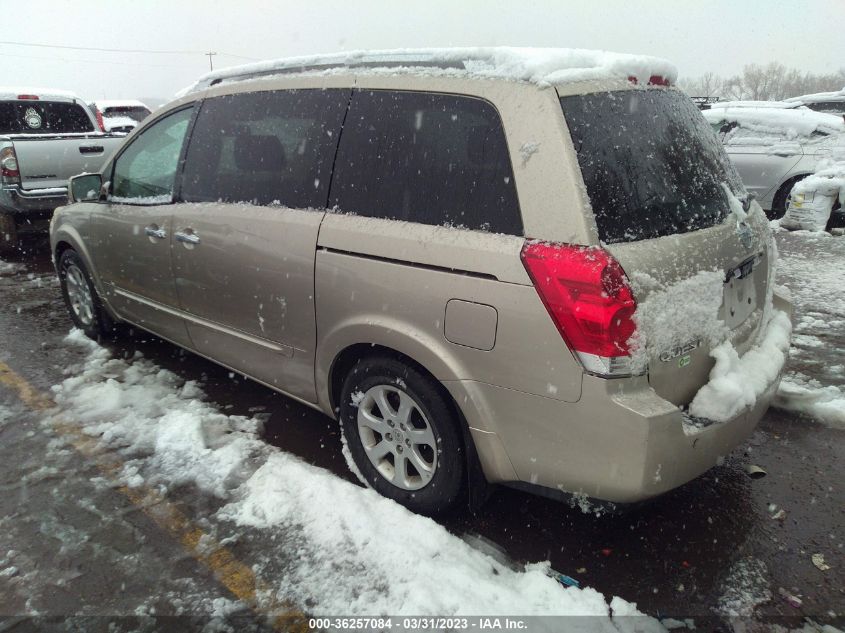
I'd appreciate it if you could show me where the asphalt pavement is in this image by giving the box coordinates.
[0,236,841,630]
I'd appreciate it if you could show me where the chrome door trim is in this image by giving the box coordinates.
[113,287,295,357]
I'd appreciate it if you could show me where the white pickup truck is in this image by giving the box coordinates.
[0,87,123,252]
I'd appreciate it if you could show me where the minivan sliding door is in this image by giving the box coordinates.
[171,88,349,403]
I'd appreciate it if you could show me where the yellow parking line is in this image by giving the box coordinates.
[0,359,308,632]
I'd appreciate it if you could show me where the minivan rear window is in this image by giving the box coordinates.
[561,90,743,244]
[0,101,95,135]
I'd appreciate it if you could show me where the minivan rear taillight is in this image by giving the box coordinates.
[521,241,639,377]
[0,143,21,185]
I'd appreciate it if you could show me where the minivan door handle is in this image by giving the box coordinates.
[144,226,167,239]
[175,230,201,245]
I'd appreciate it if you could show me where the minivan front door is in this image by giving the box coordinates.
[170,88,349,403]
[88,106,194,346]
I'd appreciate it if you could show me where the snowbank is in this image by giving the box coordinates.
[52,330,665,628]
[181,47,677,95]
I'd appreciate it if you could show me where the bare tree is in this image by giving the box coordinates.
[681,63,844,101]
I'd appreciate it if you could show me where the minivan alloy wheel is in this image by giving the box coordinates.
[65,263,95,326]
[357,384,438,490]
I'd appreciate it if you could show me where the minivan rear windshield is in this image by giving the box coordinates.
[561,89,744,244]
[0,100,95,135]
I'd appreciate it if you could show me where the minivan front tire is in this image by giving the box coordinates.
[58,249,114,340]
[339,356,464,515]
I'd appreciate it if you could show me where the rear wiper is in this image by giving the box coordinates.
[741,192,756,213]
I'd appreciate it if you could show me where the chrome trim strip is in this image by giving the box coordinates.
[113,287,294,357]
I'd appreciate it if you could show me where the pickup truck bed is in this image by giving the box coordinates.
[0,89,123,252]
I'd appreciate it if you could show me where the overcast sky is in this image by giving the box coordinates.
[2,0,843,103]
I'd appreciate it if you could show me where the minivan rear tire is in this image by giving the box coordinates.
[339,356,464,515]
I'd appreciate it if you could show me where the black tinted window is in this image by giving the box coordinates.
[181,89,349,208]
[561,90,743,244]
[0,101,94,134]
[330,90,522,235]
[805,102,845,115]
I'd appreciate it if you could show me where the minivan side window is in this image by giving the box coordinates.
[330,90,522,235]
[180,89,349,208]
[110,107,193,203]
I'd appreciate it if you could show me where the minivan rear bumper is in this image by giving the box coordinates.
[447,294,792,504]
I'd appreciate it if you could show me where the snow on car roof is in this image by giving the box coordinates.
[90,99,149,109]
[180,47,677,95]
[0,86,81,102]
[784,87,845,104]
[703,106,845,138]
[708,100,801,109]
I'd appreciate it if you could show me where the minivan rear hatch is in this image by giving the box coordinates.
[560,88,772,407]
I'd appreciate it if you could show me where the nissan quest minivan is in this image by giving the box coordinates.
[50,48,792,515]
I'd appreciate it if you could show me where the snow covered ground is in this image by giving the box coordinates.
[49,330,664,630]
[773,229,845,428]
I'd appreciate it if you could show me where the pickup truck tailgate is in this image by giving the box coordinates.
[12,135,121,190]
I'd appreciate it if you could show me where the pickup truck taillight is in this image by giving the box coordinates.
[0,143,21,185]
[521,241,639,377]
[94,108,106,132]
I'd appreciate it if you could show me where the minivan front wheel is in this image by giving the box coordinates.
[58,249,114,340]
[339,356,464,515]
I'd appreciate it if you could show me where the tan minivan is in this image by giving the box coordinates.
[51,49,792,514]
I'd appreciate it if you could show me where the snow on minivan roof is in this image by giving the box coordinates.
[703,106,845,139]
[179,47,678,95]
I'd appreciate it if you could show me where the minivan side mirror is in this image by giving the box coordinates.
[69,173,103,203]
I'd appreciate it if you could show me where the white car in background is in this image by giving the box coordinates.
[703,103,845,218]
[89,99,151,134]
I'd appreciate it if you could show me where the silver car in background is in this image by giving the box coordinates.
[703,102,845,218]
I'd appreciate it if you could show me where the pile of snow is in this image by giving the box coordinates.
[703,106,845,143]
[181,47,677,95]
[52,330,664,627]
[689,310,792,422]
[780,153,845,231]
[628,269,727,375]
[776,374,845,429]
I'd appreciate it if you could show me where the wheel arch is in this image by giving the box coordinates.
[327,340,494,508]
[52,228,119,321]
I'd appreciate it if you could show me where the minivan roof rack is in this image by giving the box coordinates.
[177,47,678,98]
[207,55,465,87]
